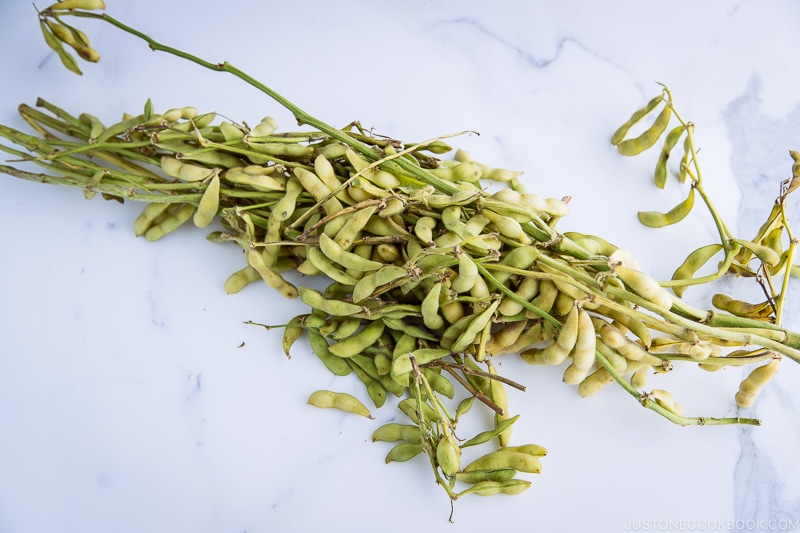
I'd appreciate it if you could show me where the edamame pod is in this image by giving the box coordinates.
[436,434,462,476]
[307,390,373,418]
[299,287,362,316]
[735,359,780,408]
[372,423,422,444]
[612,263,673,310]
[617,102,671,156]
[385,443,424,463]
[144,203,196,242]
[458,479,531,497]
[329,319,385,358]
[637,188,695,228]
[308,329,351,376]
[611,95,663,146]
[192,174,220,228]
[248,248,299,298]
[464,450,542,474]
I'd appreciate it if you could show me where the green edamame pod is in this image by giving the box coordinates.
[307,247,359,286]
[308,329,352,376]
[464,450,542,474]
[385,442,424,463]
[299,287,362,316]
[282,315,306,359]
[329,319,385,358]
[637,188,695,228]
[319,233,383,272]
[654,125,687,188]
[459,479,531,497]
[436,434,462,476]
[460,415,520,448]
[611,95,663,146]
[348,359,386,408]
[617,103,672,156]
[372,423,422,444]
[455,469,518,485]
[669,243,724,297]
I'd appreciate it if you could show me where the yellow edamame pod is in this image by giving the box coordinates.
[487,360,511,445]
[319,233,383,272]
[133,202,171,237]
[451,252,478,293]
[299,287,362,316]
[421,282,446,330]
[248,248,299,299]
[669,243,724,297]
[334,205,378,250]
[577,366,614,397]
[735,359,780,408]
[306,247,359,286]
[459,479,531,497]
[192,174,220,228]
[455,469,518,484]
[144,203,196,242]
[223,265,261,294]
[612,263,673,310]
[307,390,373,419]
[712,293,774,319]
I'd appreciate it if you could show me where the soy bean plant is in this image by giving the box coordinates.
[0,0,798,507]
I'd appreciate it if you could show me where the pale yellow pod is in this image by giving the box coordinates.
[421,281,446,330]
[485,320,527,354]
[562,363,589,385]
[451,252,478,293]
[542,304,579,365]
[160,156,184,179]
[735,359,780,408]
[272,176,304,221]
[649,389,684,416]
[612,264,673,310]
[484,209,532,244]
[247,248,299,298]
[578,366,615,397]
[630,365,649,389]
[498,276,540,316]
[334,205,378,250]
[307,390,374,419]
[319,233,383,272]
[488,360,512,446]
[179,162,217,183]
[570,307,597,372]
[192,174,220,228]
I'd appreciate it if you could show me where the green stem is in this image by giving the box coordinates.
[594,351,761,427]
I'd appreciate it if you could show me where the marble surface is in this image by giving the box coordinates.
[1,1,799,532]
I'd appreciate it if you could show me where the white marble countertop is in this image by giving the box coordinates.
[1,1,799,532]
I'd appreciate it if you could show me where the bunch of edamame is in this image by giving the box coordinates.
[1,0,798,505]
